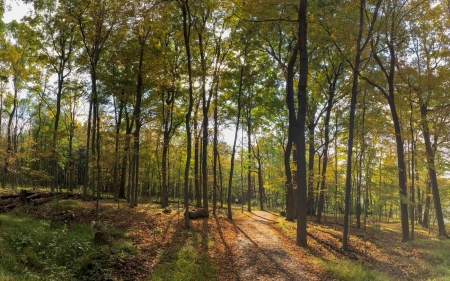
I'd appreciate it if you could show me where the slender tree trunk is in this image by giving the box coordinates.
[213,86,218,216]
[409,100,415,240]
[247,108,252,212]
[284,136,295,221]
[120,122,132,200]
[218,150,224,208]
[180,0,193,229]
[227,63,245,220]
[343,0,382,249]
[194,109,201,207]
[420,105,448,237]
[317,90,334,223]
[3,85,17,190]
[423,180,430,228]
[307,124,315,216]
[256,147,264,211]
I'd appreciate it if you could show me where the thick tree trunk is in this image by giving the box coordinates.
[295,0,308,247]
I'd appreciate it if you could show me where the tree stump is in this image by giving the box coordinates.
[188,208,209,219]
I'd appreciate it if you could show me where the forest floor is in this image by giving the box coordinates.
[0,194,449,280]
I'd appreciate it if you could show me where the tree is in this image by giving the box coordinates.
[29,0,77,192]
[70,0,124,218]
[361,0,419,242]
[177,0,194,228]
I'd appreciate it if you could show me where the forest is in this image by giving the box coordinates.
[0,0,450,280]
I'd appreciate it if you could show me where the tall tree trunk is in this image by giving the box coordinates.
[343,0,382,250]
[113,93,124,201]
[387,95,410,241]
[130,45,144,208]
[218,150,224,208]
[423,180,431,228]
[194,109,201,207]
[247,107,252,212]
[307,123,315,216]
[161,88,175,208]
[356,92,366,229]
[3,85,17,190]
[420,104,448,237]
[120,119,133,200]
[83,101,93,199]
[213,85,218,216]
[284,22,298,222]
[179,0,193,229]
[256,145,264,211]
[295,0,308,247]
[316,86,335,223]
[227,63,245,220]
[284,136,295,221]
[409,100,415,239]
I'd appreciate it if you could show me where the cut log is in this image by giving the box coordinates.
[94,229,110,245]
[188,208,209,219]
[0,204,17,213]
[25,193,40,200]
[0,194,20,200]
[39,193,57,198]
[31,197,56,206]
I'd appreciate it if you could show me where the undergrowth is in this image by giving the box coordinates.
[0,204,136,281]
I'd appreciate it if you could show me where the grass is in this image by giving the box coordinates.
[0,203,136,281]
[151,231,217,281]
[413,238,450,280]
[320,259,389,281]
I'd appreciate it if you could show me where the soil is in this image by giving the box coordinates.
[232,210,319,281]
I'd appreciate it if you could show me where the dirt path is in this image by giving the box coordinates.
[232,211,319,281]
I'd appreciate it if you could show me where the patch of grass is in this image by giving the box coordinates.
[0,212,135,280]
[419,239,450,280]
[321,259,389,281]
[152,232,217,281]
[50,199,87,211]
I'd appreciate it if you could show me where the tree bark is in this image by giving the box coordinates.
[420,104,448,237]
[179,0,193,229]
[227,63,245,220]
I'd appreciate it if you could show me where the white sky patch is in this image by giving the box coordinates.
[3,0,32,23]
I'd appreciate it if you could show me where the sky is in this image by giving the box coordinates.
[3,0,31,23]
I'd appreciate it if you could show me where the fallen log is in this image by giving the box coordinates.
[26,193,40,200]
[188,208,209,219]
[31,197,56,206]
[0,204,17,213]
[0,194,20,200]
[39,193,58,198]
